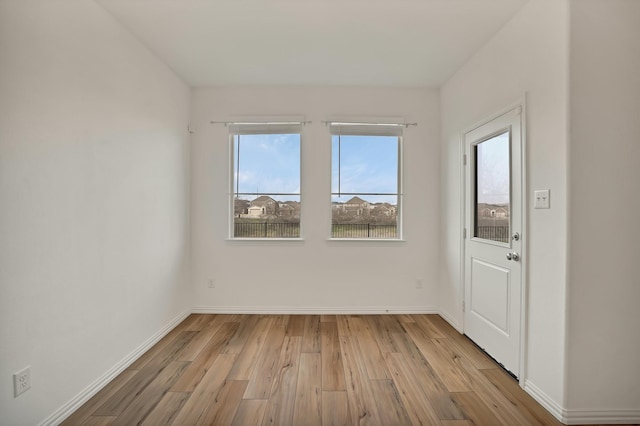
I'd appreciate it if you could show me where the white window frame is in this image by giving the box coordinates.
[328,122,404,241]
[228,121,303,240]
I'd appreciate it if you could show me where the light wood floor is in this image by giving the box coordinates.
[63,314,565,425]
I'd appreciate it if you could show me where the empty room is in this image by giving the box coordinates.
[1,0,639,425]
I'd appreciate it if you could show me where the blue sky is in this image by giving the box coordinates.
[234,134,301,201]
[331,135,398,204]
[234,134,399,204]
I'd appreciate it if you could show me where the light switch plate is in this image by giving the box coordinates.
[534,189,550,209]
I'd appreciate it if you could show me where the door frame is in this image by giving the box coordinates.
[459,96,528,386]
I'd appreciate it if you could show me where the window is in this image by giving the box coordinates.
[474,131,510,243]
[329,122,403,239]
[230,122,302,238]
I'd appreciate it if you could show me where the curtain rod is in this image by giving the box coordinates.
[210,120,311,126]
[322,120,417,128]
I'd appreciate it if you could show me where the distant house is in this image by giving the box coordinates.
[279,203,295,217]
[372,202,397,217]
[342,196,370,216]
[477,203,509,226]
[234,198,250,216]
[494,209,508,218]
[478,206,492,218]
[283,200,300,209]
[247,205,265,217]
[250,195,279,216]
[333,196,375,217]
[479,205,509,218]
[278,201,301,218]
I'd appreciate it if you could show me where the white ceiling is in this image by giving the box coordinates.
[97,0,529,88]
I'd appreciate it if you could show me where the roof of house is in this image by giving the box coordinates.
[374,203,394,210]
[251,195,277,205]
[345,196,368,205]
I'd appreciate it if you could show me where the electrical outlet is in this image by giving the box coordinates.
[416,278,424,289]
[13,366,31,397]
[208,278,215,288]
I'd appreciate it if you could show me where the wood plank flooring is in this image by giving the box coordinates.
[63,314,566,425]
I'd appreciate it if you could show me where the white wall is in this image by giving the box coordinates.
[566,0,640,419]
[190,87,440,312]
[0,1,191,424]
[439,0,570,414]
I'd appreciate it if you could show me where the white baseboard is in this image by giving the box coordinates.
[437,309,463,332]
[521,380,640,425]
[191,305,439,315]
[562,408,640,424]
[524,380,565,422]
[40,309,190,426]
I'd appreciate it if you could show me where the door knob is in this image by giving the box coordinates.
[506,252,520,261]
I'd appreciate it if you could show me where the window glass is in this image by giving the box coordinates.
[232,130,301,238]
[474,131,510,243]
[331,131,401,239]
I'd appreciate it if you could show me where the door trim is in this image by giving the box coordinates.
[459,95,528,386]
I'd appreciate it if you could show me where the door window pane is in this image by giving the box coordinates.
[474,131,510,243]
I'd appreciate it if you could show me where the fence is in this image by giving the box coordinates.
[234,222,300,238]
[331,223,397,239]
[476,226,510,243]
[233,222,398,238]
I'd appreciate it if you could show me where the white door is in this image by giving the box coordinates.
[464,106,523,378]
